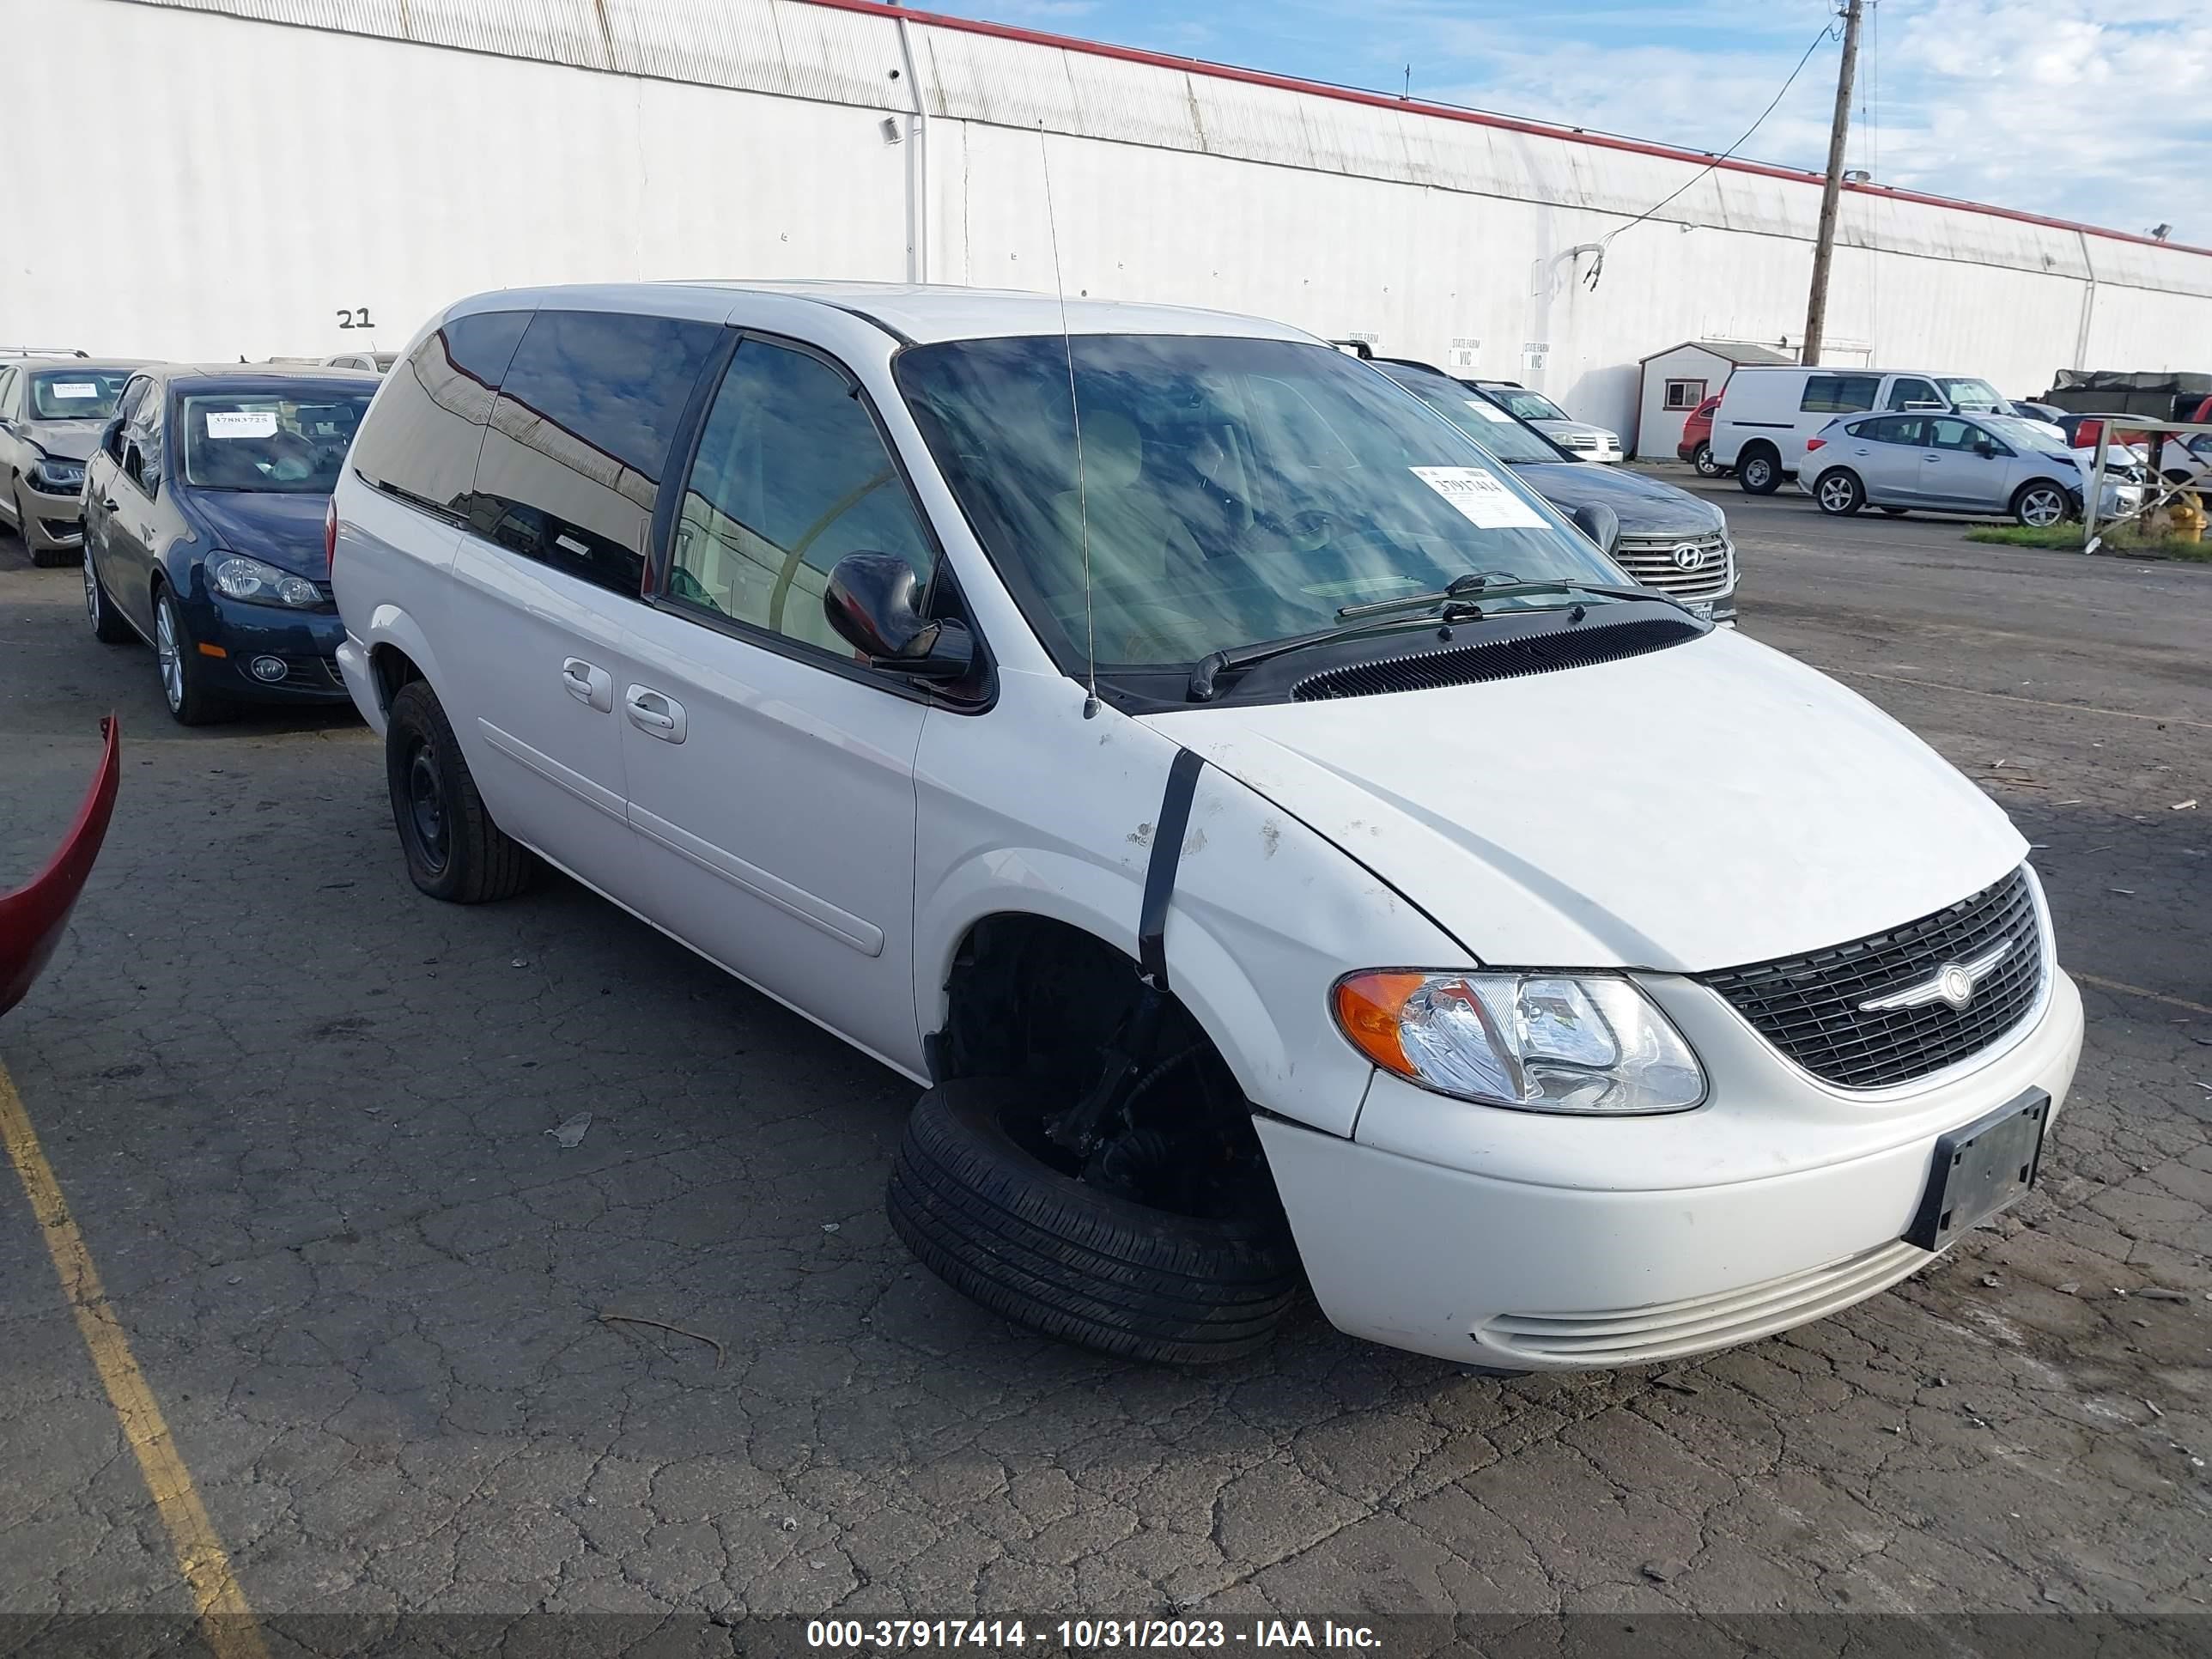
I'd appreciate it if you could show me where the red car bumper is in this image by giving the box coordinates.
[1,718,120,1017]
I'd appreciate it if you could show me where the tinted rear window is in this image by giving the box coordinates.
[349,310,529,516]
[465,309,724,597]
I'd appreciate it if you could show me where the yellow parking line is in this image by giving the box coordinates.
[0,1060,269,1659]
[2072,972,2212,1019]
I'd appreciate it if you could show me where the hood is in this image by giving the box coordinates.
[186,489,332,579]
[1507,460,1727,538]
[1146,629,2024,973]
[27,420,108,463]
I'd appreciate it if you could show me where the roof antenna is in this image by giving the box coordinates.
[1037,122,1100,720]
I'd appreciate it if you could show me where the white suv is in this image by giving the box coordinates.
[331,283,2082,1370]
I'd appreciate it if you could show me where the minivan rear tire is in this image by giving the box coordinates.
[385,679,536,903]
[1737,446,1781,495]
[887,1076,1304,1364]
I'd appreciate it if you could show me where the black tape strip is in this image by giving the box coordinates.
[1139,748,1206,991]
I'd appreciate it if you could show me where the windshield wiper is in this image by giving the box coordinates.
[1336,570,1533,620]
[1188,577,1626,702]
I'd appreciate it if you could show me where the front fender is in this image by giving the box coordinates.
[914,685,1469,1139]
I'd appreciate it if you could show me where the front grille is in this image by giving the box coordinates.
[1291,616,1702,702]
[1485,1239,1929,1365]
[1612,532,1733,599]
[1700,867,2045,1090]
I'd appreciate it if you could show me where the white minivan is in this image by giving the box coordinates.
[331,284,2081,1370]
[1712,367,2006,495]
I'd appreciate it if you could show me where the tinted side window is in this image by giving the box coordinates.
[667,337,938,655]
[1802,374,1881,414]
[1886,377,1940,410]
[349,310,529,518]
[469,310,723,597]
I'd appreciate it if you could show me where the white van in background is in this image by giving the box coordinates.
[1712,368,2006,495]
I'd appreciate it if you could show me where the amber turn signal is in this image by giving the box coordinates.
[1332,971,1428,1076]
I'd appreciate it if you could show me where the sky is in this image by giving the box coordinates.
[915,0,2210,244]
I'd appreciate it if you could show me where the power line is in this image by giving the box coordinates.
[1582,18,1840,289]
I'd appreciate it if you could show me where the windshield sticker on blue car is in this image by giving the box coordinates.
[205,410,280,439]
[1409,465,1547,530]
[52,382,100,399]
[1463,398,1514,423]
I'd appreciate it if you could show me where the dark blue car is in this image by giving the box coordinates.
[80,365,379,723]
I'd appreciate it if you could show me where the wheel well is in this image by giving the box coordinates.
[933,914,1285,1224]
[1741,441,1778,461]
[2015,477,2069,502]
[369,643,424,715]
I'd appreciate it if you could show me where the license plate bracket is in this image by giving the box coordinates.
[1905,1089,2050,1253]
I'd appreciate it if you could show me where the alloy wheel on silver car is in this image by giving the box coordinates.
[1818,474,1859,514]
[82,549,100,630]
[2016,485,2068,528]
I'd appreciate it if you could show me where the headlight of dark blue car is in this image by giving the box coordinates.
[210,555,325,608]
[30,456,85,493]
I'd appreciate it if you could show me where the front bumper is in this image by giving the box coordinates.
[17,478,86,554]
[1256,968,2083,1369]
[184,588,352,704]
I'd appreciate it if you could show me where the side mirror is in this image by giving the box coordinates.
[1568,501,1621,556]
[1973,441,1998,459]
[823,552,975,682]
[100,417,125,459]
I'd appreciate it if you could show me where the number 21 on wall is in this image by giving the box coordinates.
[336,307,376,331]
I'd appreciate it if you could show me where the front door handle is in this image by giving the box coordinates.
[625,685,686,743]
[561,657,614,713]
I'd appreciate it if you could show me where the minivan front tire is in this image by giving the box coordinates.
[887,1076,1304,1364]
[385,679,536,902]
[1737,446,1781,495]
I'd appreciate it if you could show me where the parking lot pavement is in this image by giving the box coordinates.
[1,500,2208,1634]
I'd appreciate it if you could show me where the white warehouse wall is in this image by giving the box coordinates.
[8,0,2211,443]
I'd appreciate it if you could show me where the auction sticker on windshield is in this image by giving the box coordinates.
[1411,465,1547,529]
[1463,398,1516,424]
[206,410,280,439]
[52,382,100,399]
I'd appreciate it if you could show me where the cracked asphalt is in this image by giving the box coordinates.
[1,477,2207,1640]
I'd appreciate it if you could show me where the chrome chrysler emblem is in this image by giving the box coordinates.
[1671,543,1709,571]
[1859,938,2014,1014]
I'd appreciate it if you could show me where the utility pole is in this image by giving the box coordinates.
[1801,0,1864,366]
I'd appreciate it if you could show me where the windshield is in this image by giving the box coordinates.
[180,391,374,492]
[1483,386,1571,423]
[1980,416,2071,452]
[29,369,131,421]
[896,334,1622,670]
[1940,378,2003,410]
[1376,364,1566,464]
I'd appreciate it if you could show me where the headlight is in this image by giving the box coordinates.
[30,456,84,492]
[1332,970,1705,1115]
[211,555,323,608]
